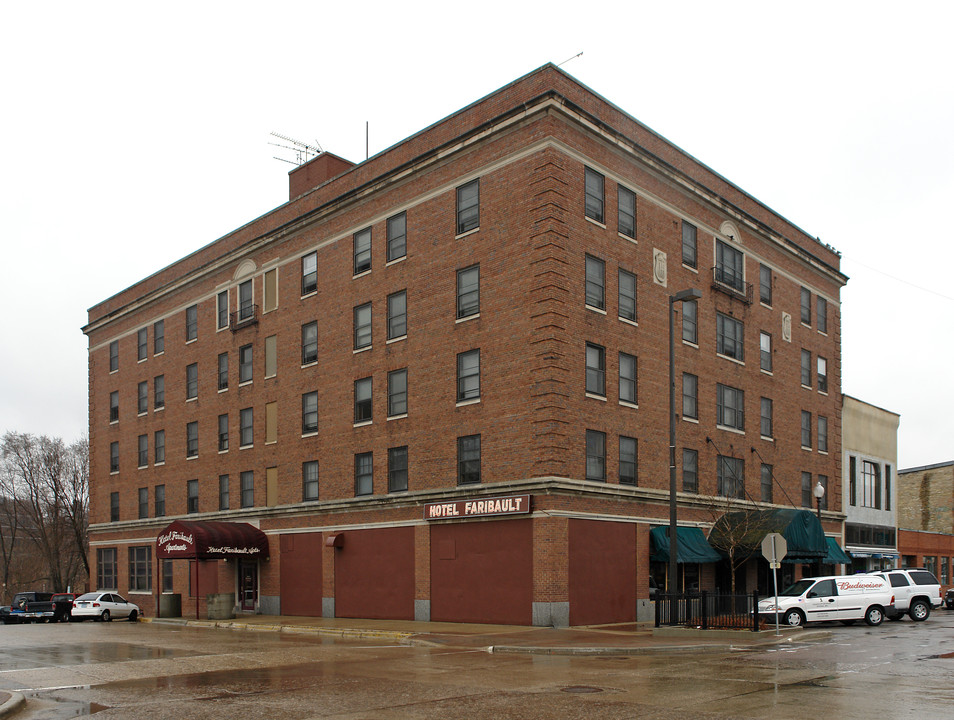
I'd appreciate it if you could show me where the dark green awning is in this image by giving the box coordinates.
[824,537,853,564]
[708,508,828,563]
[650,526,722,564]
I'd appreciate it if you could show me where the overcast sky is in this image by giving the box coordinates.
[2,2,952,469]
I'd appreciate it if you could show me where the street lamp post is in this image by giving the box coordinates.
[813,480,826,577]
[668,288,703,598]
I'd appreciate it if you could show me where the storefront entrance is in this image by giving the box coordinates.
[239,560,258,612]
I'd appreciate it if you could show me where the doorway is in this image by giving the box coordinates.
[239,560,258,612]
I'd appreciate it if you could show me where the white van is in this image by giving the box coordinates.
[757,575,895,627]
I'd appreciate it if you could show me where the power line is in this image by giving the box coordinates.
[844,254,954,303]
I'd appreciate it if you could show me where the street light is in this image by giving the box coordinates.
[668,287,703,596]
[813,480,825,520]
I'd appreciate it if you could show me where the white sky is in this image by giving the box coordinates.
[2,1,952,469]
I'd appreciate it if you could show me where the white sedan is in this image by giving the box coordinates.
[72,592,140,622]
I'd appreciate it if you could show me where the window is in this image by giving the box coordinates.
[388,368,408,417]
[885,465,892,511]
[186,304,198,341]
[138,487,148,519]
[585,343,605,397]
[801,349,812,387]
[138,435,148,468]
[238,280,253,322]
[682,449,698,493]
[717,456,744,499]
[458,435,481,485]
[241,470,254,508]
[716,384,745,431]
[186,421,198,458]
[353,227,372,274]
[759,264,772,305]
[110,391,119,422]
[154,430,165,465]
[849,456,857,506]
[154,375,165,409]
[110,441,119,473]
[818,415,828,453]
[457,350,480,401]
[187,479,198,514]
[138,381,148,414]
[387,212,406,262]
[218,413,229,452]
[801,472,813,507]
[265,335,277,378]
[218,353,228,390]
[800,287,812,325]
[716,313,744,361]
[137,328,148,361]
[355,452,373,496]
[817,296,828,333]
[153,320,164,355]
[128,546,152,591]
[239,345,253,383]
[388,446,408,492]
[109,340,119,372]
[268,402,280,445]
[759,332,772,372]
[585,429,606,481]
[219,475,229,510]
[302,321,318,365]
[681,221,697,268]
[217,290,229,329]
[584,255,605,310]
[302,252,317,295]
[760,397,773,439]
[302,391,318,434]
[619,352,637,405]
[761,464,773,503]
[682,373,698,420]
[682,300,697,344]
[715,240,744,292]
[240,408,253,447]
[263,268,278,312]
[186,363,198,400]
[387,290,407,340]
[801,410,812,449]
[456,179,479,234]
[584,167,604,223]
[303,461,319,501]
[354,378,372,423]
[619,436,637,485]
[110,491,119,521]
[618,269,637,322]
[817,357,828,393]
[97,548,118,590]
[354,303,372,349]
[818,475,829,511]
[457,265,480,318]
[154,484,165,517]
[618,186,636,238]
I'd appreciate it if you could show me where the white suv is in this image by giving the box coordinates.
[873,568,942,621]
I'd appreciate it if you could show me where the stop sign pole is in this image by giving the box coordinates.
[761,533,788,635]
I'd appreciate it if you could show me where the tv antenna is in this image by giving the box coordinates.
[269,132,323,166]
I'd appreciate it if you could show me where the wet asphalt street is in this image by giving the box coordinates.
[2,610,954,719]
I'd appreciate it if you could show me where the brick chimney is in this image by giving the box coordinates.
[288,152,355,200]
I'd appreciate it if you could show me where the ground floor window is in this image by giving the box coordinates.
[97,548,118,590]
[128,546,152,591]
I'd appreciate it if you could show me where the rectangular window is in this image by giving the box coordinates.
[388,446,408,492]
[154,484,165,517]
[457,349,480,401]
[456,179,480,234]
[760,332,772,372]
[354,303,372,349]
[153,320,164,355]
[217,290,229,330]
[138,435,148,468]
[761,464,773,503]
[263,268,278,312]
[137,328,148,361]
[801,410,812,449]
[354,377,373,423]
[618,269,637,322]
[681,221,697,268]
[800,287,812,325]
[353,227,372,275]
[717,456,744,499]
[186,421,198,458]
[885,465,892,511]
[619,436,637,486]
[110,491,119,521]
[110,441,119,473]
[138,487,148,519]
[716,384,745,431]
[241,470,254,508]
[218,413,229,452]
[109,340,119,372]
[716,313,744,361]
[388,368,408,417]
[302,252,317,295]
[186,304,198,341]
[302,391,318,434]
[186,363,198,400]
[303,461,319,501]
[817,296,828,333]
[457,265,480,319]
[801,471,813,507]
[759,264,772,305]
[682,373,698,420]
[138,381,148,414]
[682,300,697,344]
[110,391,119,422]
[682,449,698,493]
[801,349,812,387]
[128,546,152,591]
[265,334,277,378]
[219,475,229,510]
[354,452,373,496]
[584,167,604,223]
[818,416,828,453]
[849,455,857,506]
[154,430,165,465]
[585,429,606,482]
[387,290,407,340]
[387,212,406,262]
[584,255,605,310]
[239,345,253,383]
[302,321,318,365]
[819,474,829,511]
[240,408,253,447]
[238,280,253,321]
[218,353,228,390]
[585,343,605,397]
[817,356,828,393]
[458,435,481,485]
[154,375,165,409]
[715,240,744,292]
[267,466,278,507]
[266,402,277,444]
[618,185,636,238]
[760,397,773,439]
[97,548,118,590]
[187,479,198,514]
[619,352,637,405]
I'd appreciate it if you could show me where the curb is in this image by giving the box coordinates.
[0,692,24,719]
[143,616,414,643]
[489,643,735,655]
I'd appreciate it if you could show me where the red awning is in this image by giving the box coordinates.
[156,520,269,560]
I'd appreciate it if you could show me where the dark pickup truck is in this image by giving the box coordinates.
[1,592,77,624]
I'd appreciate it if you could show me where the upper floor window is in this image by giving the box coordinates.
[185,304,198,342]
[585,343,605,397]
[217,353,228,391]
[761,464,773,503]
[109,391,119,422]
[388,368,408,417]
[818,415,828,453]
[387,212,406,262]
[861,460,882,509]
[241,470,254,508]
[186,421,198,458]
[302,391,318,434]
[155,484,165,517]
[263,268,278,312]
[619,352,637,405]
[584,167,604,223]
[717,455,745,499]
[302,321,318,365]
[354,453,373,496]
[716,384,745,431]
[618,269,636,322]
[456,179,479,234]
[303,461,319,501]
[219,475,229,510]
[801,410,812,449]
[153,320,164,355]
[817,356,828,393]
[388,446,408,493]
[682,221,697,268]
[716,313,744,361]
[137,381,148,415]
[137,328,148,361]
[187,479,199,514]
[354,378,372,423]
[715,240,744,292]
[801,349,812,387]
[218,413,229,452]
[387,290,407,340]
[238,280,253,322]
[585,429,606,481]
[109,341,119,372]
[619,436,637,486]
[584,255,605,310]
[682,300,698,344]
[759,332,772,372]
[240,408,253,447]
[154,430,165,465]
[801,471,813,508]
[682,373,698,420]
[457,434,481,485]
[354,303,372,350]
[217,290,229,330]
[186,363,198,400]
[239,345,253,384]
[154,375,165,409]
[800,287,812,326]
[302,252,318,295]
[457,349,480,402]
[618,186,636,238]
[354,228,372,275]
[760,397,773,439]
[110,491,119,521]
[457,265,480,319]
[817,296,828,333]
[682,449,698,493]
[759,264,772,305]
[110,441,119,473]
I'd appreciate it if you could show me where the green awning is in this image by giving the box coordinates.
[650,526,722,563]
[824,537,853,564]
[708,508,828,563]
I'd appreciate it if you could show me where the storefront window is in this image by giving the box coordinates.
[924,556,937,577]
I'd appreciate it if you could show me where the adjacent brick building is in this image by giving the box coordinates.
[83,64,846,625]
[898,461,954,590]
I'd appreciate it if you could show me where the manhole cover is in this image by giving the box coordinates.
[561,686,604,694]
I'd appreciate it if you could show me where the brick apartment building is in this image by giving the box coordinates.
[83,64,846,626]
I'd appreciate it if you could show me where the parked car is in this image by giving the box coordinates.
[20,592,78,623]
[757,574,895,627]
[872,568,942,621]
[1,592,54,624]
[71,592,141,622]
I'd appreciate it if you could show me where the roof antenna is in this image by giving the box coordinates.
[269,132,322,166]
[557,51,583,68]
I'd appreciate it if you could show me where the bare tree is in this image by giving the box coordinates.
[706,497,774,595]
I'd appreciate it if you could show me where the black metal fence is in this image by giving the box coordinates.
[655,591,760,632]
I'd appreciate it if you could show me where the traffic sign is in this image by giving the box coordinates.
[761,532,788,563]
